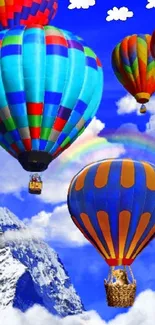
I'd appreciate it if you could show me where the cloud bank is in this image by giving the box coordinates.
[1,290,155,325]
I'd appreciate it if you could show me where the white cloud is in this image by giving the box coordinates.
[68,0,95,9]
[0,307,104,325]
[116,94,155,115]
[146,0,155,9]
[146,115,155,135]
[1,228,43,243]
[106,6,133,22]
[0,118,125,204]
[24,204,88,247]
[1,290,155,325]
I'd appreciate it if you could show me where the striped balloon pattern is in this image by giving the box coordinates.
[0,0,58,30]
[112,34,155,105]
[150,30,155,59]
[0,26,103,170]
[68,159,155,267]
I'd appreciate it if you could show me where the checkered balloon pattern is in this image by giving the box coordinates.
[0,0,58,30]
[0,25,103,161]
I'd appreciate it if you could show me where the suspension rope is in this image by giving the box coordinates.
[128,265,135,283]
[107,266,115,283]
[124,265,131,283]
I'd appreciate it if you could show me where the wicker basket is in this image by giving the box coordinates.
[104,280,136,307]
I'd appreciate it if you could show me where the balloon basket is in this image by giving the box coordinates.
[140,104,147,114]
[104,281,136,307]
[104,266,136,308]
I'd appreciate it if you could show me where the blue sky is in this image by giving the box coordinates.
[2,0,155,324]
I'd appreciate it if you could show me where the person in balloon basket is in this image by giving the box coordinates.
[31,174,41,182]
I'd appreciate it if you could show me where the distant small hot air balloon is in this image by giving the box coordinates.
[0,26,103,194]
[67,159,155,307]
[0,0,58,30]
[112,34,155,114]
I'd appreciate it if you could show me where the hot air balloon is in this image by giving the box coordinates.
[112,34,155,114]
[67,159,155,307]
[0,0,58,30]
[150,30,155,59]
[0,25,103,194]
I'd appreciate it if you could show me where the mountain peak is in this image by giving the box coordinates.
[0,207,25,229]
[0,207,84,316]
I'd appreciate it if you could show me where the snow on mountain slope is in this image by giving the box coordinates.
[0,207,84,316]
[0,246,26,309]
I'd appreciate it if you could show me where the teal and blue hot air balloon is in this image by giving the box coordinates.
[67,159,155,307]
[0,25,103,193]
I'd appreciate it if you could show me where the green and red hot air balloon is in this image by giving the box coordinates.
[112,34,155,114]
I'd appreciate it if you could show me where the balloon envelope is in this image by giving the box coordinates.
[0,0,58,30]
[112,34,155,105]
[68,159,155,266]
[0,26,103,172]
[150,30,155,58]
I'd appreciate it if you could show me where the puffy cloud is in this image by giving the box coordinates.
[0,118,125,204]
[146,0,155,9]
[106,7,133,22]
[116,94,155,115]
[2,290,155,325]
[68,0,95,9]
[1,228,43,244]
[0,307,105,325]
[24,204,88,246]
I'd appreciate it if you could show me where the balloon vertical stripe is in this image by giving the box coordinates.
[97,211,116,259]
[119,211,131,259]
[126,212,151,258]
[132,225,155,259]
[94,160,112,188]
[80,212,110,259]
[72,215,106,258]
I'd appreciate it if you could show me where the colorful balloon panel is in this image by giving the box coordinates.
[0,0,58,30]
[0,26,103,171]
[112,34,155,104]
[150,30,155,59]
[67,159,155,266]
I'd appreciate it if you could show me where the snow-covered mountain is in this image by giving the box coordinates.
[0,207,84,316]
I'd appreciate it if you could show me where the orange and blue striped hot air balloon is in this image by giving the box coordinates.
[68,158,155,273]
[112,34,155,114]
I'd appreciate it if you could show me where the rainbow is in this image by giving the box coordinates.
[106,130,155,155]
[56,135,125,172]
[55,130,155,172]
